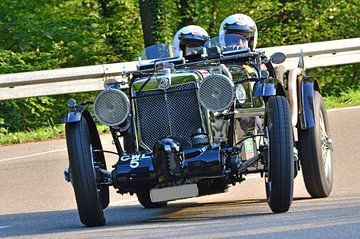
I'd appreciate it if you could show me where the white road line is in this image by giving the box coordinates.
[0,148,66,163]
[0,226,11,229]
[328,105,360,112]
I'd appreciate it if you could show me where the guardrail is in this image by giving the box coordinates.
[0,38,359,100]
[0,62,137,100]
[264,38,360,70]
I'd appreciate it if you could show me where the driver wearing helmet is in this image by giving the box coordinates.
[219,14,258,51]
[172,25,209,59]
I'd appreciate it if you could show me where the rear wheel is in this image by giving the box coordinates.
[66,117,107,226]
[265,96,294,213]
[298,91,333,198]
[136,188,168,209]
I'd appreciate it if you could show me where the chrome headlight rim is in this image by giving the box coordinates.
[198,74,235,112]
[235,83,247,104]
[93,88,130,126]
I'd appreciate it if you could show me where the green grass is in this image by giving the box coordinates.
[1,89,359,145]
[0,124,109,145]
[0,125,65,145]
[324,88,360,109]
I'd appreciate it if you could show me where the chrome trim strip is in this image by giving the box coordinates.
[234,107,265,118]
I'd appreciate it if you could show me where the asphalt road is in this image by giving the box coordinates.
[0,107,360,239]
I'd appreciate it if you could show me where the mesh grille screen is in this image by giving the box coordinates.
[168,152,182,177]
[199,74,234,112]
[94,89,129,126]
[135,83,202,149]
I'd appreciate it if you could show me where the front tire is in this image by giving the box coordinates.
[66,117,106,226]
[298,91,333,198]
[265,96,294,213]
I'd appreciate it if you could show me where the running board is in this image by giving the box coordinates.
[150,184,199,203]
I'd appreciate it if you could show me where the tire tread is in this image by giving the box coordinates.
[66,118,106,226]
[266,96,294,213]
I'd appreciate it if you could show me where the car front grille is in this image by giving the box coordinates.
[134,82,202,150]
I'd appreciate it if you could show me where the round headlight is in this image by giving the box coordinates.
[198,74,234,112]
[235,84,247,104]
[94,89,130,126]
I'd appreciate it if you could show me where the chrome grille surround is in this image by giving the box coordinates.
[94,89,130,126]
[134,82,203,150]
[198,74,235,112]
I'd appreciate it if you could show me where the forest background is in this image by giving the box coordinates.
[0,0,359,141]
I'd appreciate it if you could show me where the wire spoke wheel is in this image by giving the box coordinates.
[319,111,332,179]
[298,91,333,198]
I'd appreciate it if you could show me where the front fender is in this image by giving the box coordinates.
[62,107,100,144]
[63,107,106,167]
[299,76,317,129]
[253,78,285,97]
[61,108,84,123]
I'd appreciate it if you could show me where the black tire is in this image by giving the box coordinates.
[265,96,294,213]
[136,188,168,209]
[66,117,106,226]
[298,91,333,198]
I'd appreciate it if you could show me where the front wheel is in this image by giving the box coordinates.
[66,117,107,226]
[298,91,333,198]
[265,96,294,213]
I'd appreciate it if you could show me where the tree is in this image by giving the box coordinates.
[138,0,168,46]
[0,0,358,135]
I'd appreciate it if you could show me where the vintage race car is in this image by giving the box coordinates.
[63,35,333,226]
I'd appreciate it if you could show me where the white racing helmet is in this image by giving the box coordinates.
[219,14,258,51]
[172,25,209,57]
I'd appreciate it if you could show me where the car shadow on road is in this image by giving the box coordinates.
[0,197,309,238]
[148,198,272,223]
[0,205,154,238]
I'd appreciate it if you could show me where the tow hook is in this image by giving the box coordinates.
[64,168,72,182]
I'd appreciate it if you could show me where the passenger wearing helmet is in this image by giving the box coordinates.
[220,14,269,76]
[219,14,258,51]
[172,25,209,59]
